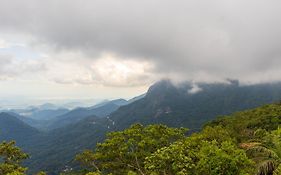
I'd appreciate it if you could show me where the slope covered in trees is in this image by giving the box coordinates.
[110,80,281,131]
[69,103,281,175]
[0,113,40,147]
[25,116,113,175]
[2,102,281,174]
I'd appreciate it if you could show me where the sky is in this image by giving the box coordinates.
[1,0,281,106]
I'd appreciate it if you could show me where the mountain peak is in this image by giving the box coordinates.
[147,80,175,95]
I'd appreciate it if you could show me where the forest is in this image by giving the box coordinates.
[2,103,281,175]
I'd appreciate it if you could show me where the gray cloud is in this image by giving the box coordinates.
[1,0,281,84]
[0,55,15,79]
[0,54,47,80]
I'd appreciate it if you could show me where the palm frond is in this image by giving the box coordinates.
[257,160,276,175]
[273,164,281,175]
[247,146,279,160]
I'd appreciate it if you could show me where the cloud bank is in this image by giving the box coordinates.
[0,54,46,80]
[1,0,281,86]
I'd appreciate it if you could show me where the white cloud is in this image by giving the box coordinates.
[0,39,11,49]
[90,55,155,87]
[45,53,156,87]
[188,84,203,94]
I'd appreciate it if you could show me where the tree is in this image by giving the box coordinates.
[196,141,253,175]
[244,128,281,175]
[145,126,253,175]
[76,124,187,175]
[0,141,28,175]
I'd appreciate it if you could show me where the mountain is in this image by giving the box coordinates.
[36,103,59,110]
[107,98,128,106]
[62,101,93,109]
[4,105,70,121]
[128,94,146,104]
[46,107,105,130]
[3,107,70,130]
[207,103,281,133]
[4,80,281,174]
[0,112,40,146]
[26,116,113,174]
[109,80,281,131]
[86,102,121,117]
[88,98,128,109]
[46,99,129,130]
[24,108,70,121]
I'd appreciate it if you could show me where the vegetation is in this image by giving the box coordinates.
[0,140,49,175]
[4,81,281,174]
[3,93,281,174]
[72,125,253,175]
[0,141,28,175]
[75,124,187,175]
[69,103,281,175]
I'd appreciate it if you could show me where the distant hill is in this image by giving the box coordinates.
[1,107,70,130]
[36,103,60,110]
[3,105,70,121]
[24,108,70,121]
[0,112,40,146]
[26,115,113,174]
[46,98,138,130]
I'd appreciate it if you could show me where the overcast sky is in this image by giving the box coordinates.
[1,0,281,104]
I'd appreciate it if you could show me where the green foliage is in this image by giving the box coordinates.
[145,126,253,175]
[74,125,254,175]
[85,172,101,175]
[208,104,281,175]
[76,124,187,174]
[274,164,281,175]
[207,104,281,142]
[36,171,48,175]
[196,141,252,175]
[0,141,28,175]
[6,99,281,175]
[246,128,281,175]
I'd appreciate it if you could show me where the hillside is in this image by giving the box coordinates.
[70,103,281,175]
[3,80,281,174]
[0,113,40,147]
[47,100,125,130]
[110,80,281,131]
[5,103,281,175]
[207,102,281,140]
[26,116,113,174]
[43,97,145,130]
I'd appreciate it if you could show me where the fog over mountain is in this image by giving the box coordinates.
[2,1,281,175]
[1,0,281,101]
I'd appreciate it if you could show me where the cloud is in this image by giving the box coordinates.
[0,54,47,80]
[0,39,10,49]
[89,56,155,87]
[188,84,203,94]
[46,53,156,87]
[0,0,281,85]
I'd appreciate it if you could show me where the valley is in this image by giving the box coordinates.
[2,80,281,174]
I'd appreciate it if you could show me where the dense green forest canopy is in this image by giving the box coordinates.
[71,103,281,175]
